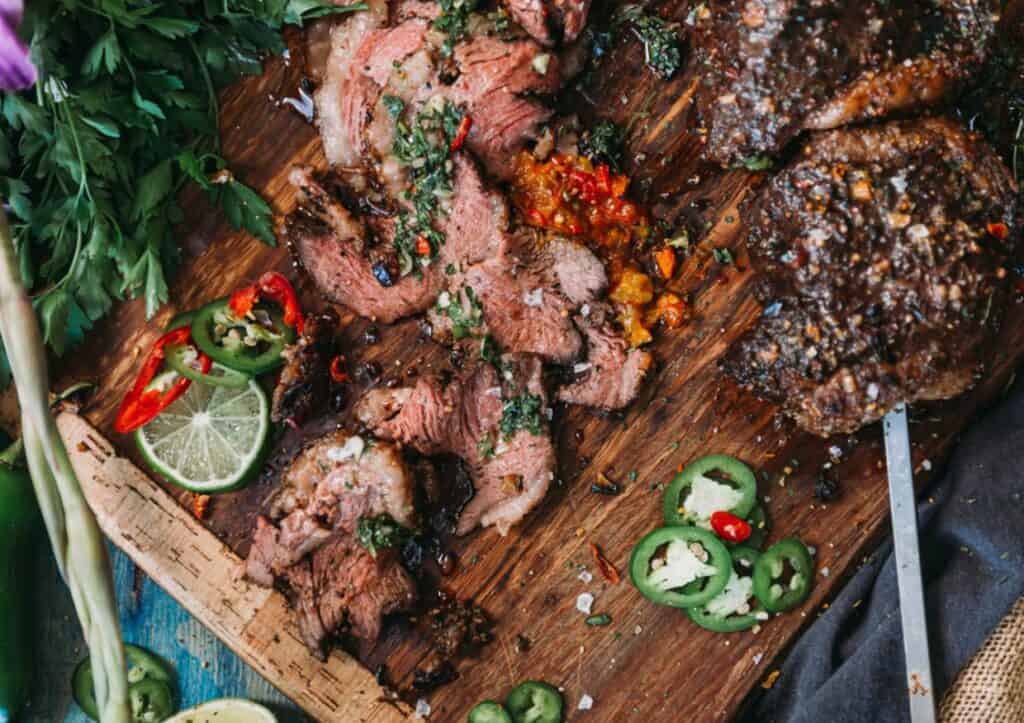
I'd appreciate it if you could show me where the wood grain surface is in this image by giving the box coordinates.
[52,7,1024,722]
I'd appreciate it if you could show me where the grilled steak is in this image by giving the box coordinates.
[271,310,339,425]
[245,431,419,655]
[504,0,592,46]
[285,167,444,323]
[723,119,1019,436]
[695,0,1001,164]
[357,354,556,535]
[558,303,653,410]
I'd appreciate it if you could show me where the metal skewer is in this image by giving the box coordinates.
[883,405,937,723]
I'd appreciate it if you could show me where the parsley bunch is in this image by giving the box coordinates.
[0,0,358,373]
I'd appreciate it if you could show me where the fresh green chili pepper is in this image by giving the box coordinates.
[0,438,38,723]
[686,546,768,633]
[629,526,732,608]
[190,298,295,375]
[469,700,514,723]
[73,643,176,721]
[753,538,814,613]
[662,454,757,527]
[505,681,563,723]
[164,311,252,389]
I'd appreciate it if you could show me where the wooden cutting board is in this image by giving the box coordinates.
[54,5,1024,721]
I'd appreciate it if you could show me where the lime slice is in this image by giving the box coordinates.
[135,378,269,493]
[163,699,276,723]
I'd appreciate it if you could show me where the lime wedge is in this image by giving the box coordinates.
[163,699,276,723]
[135,378,270,493]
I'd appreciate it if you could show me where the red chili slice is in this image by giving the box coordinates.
[228,271,305,334]
[450,115,473,152]
[986,222,1010,241]
[329,355,349,383]
[113,328,212,433]
[710,510,752,544]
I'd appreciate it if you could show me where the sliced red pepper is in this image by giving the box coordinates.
[114,328,212,433]
[415,236,431,256]
[449,115,473,152]
[986,222,1010,240]
[329,355,349,383]
[710,510,752,544]
[228,271,305,334]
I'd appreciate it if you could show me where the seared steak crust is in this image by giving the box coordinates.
[356,354,556,535]
[724,119,1019,436]
[271,310,339,425]
[245,431,419,656]
[696,0,1000,164]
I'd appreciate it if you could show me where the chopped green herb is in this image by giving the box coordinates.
[390,98,465,275]
[477,432,495,459]
[741,155,774,172]
[382,94,405,119]
[617,5,683,80]
[480,334,500,364]
[579,121,627,171]
[628,470,638,481]
[445,262,457,275]
[667,231,690,249]
[356,514,411,557]
[500,394,544,437]
[434,0,479,58]
[437,285,483,339]
[713,248,734,264]
[585,614,612,626]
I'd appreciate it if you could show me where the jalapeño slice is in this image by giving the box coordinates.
[190,297,295,375]
[686,546,768,633]
[753,537,814,613]
[663,454,757,527]
[629,526,732,608]
[505,681,563,723]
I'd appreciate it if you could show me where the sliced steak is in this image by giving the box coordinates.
[428,235,604,363]
[314,0,390,180]
[245,430,420,655]
[271,310,339,425]
[723,118,1019,436]
[504,0,591,46]
[558,303,653,410]
[356,354,556,535]
[450,35,561,180]
[695,0,1000,164]
[285,167,443,323]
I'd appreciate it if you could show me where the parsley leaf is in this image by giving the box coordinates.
[500,394,544,437]
[617,5,683,80]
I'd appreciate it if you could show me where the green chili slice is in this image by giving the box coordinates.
[753,538,814,613]
[190,298,295,375]
[629,526,732,608]
[469,700,514,723]
[165,311,252,389]
[73,644,175,721]
[505,681,563,723]
[662,454,757,527]
[686,546,768,633]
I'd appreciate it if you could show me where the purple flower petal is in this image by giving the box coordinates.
[0,0,35,91]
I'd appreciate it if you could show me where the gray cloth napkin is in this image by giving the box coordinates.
[741,381,1024,723]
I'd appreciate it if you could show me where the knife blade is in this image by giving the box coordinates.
[883,405,937,723]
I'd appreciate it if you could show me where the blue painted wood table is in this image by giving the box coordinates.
[28,542,311,722]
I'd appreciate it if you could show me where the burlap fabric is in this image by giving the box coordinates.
[940,597,1024,722]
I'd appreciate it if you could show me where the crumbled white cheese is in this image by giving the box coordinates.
[523,288,543,307]
[578,694,594,711]
[437,291,451,308]
[906,224,930,243]
[531,53,551,75]
[705,571,754,617]
[683,474,744,521]
[326,435,365,463]
[415,698,431,718]
[576,592,594,614]
[578,569,593,584]
[647,539,718,591]
[573,362,592,374]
